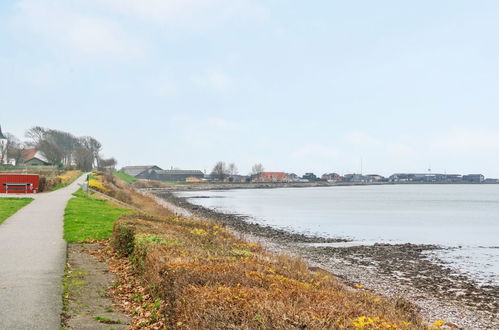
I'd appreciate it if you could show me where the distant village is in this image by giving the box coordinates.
[1,123,497,185]
[121,165,499,185]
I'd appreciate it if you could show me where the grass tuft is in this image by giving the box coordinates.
[94,316,122,324]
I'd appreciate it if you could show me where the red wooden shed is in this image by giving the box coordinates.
[0,174,40,194]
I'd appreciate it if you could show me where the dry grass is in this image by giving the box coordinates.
[91,171,175,218]
[93,171,437,329]
[40,169,81,191]
[132,179,169,189]
[112,214,426,329]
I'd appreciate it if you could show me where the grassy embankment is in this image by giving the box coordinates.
[87,173,439,329]
[64,189,131,242]
[114,171,137,184]
[112,215,428,329]
[64,170,174,242]
[62,172,448,329]
[0,198,33,224]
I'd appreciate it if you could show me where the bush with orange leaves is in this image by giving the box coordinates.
[112,214,425,329]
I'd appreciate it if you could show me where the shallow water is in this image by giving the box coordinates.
[177,184,499,285]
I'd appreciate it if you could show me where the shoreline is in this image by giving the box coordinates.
[150,190,499,329]
[137,180,499,193]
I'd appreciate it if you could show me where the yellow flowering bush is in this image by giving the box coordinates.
[351,316,399,329]
[57,170,81,184]
[429,319,447,329]
[88,178,110,194]
[190,228,208,236]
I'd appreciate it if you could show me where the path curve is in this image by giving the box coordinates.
[0,174,87,329]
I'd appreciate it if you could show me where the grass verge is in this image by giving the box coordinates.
[64,189,132,243]
[0,198,33,224]
[114,171,137,184]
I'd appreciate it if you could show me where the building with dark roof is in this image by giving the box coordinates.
[156,170,204,182]
[463,174,485,183]
[120,165,163,178]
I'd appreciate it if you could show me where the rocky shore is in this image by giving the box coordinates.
[138,180,385,192]
[151,190,499,329]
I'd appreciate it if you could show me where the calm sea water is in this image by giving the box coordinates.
[177,184,499,285]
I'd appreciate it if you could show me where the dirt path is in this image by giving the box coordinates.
[63,243,130,329]
[0,175,85,329]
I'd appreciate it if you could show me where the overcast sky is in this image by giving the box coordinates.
[1,1,499,177]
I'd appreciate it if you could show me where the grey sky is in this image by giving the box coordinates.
[1,1,498,177]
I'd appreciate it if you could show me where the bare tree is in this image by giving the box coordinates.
[211,161,228,181]
[78,136,102,168]
[251,163,264,175]
[24,126,114,170]
[228,163,238,176]
[5,133,26,166]
[25,127,69,166]
[38,139,63,166]
[99,157,117,171]
[73,146,94,171]
[45,129,78,167]
[25,126,46,147]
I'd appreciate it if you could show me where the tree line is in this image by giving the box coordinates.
[2,126,116,171]
[210,161,264,181]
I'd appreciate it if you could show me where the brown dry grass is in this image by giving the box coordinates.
[132,179,170,189]
[92,171,175,218]
[112,214,425,329]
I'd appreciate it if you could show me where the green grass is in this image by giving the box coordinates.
[64,189,132,243]
[94,315,122,324]
[113,171,137,184]
[0,198,33,224]
[62,266,86,314]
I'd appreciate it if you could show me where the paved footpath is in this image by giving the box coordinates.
[0,175,87,330]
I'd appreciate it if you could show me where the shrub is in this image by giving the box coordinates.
[88,179,110,194]
[112,223,135,257]
[112,216,425,329]
[38,176,47,192]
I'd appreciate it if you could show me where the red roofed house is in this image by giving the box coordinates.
[21,148,51,166]
[254,172,289,182]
